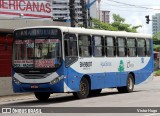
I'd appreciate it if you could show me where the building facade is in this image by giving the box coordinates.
[52,0,100,23]
[101,10,110,23]
[152,13,160,39]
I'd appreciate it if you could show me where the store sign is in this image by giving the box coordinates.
[0,0,52,19]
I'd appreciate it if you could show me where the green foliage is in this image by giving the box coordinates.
[111,14,142,32]
[154,70,160,76]
[154,45,160,51]
[91,18,117,31]
[153,32,160,41]
[112,14,125,22]
[91,13,142,33]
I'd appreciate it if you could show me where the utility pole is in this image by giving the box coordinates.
[98,0,101,20]
[69,0,76,27]
[86,0,97,28]
[88,0,90,27]
[80,0,87,28]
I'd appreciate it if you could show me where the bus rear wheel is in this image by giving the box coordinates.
[34,92,50,101]
[73,78,89,99]
[117,74,134,93]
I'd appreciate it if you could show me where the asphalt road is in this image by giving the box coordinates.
[0,77,160,116]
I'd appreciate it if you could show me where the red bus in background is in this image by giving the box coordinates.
[0,34,13,77]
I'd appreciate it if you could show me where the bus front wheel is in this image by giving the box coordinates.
[73,78,89,99]
[34,92,50,101]
[117,74,134,93]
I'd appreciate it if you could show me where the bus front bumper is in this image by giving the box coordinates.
[12,80,64,93]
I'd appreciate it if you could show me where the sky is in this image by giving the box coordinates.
[100,0,160,34]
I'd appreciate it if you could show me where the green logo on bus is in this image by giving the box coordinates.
[118,60,124,72]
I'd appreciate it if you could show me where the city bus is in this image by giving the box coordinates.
[12,26,154,101]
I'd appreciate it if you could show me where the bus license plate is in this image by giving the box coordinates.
[31,85,39,89]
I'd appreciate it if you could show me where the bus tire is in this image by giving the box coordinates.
[34,92,50,101]
[73,77,89,99]
[89,89,102,95]
[117,74,134,93]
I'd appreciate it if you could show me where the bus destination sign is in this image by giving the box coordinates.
[14,28,61,38]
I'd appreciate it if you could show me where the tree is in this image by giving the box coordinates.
[91,13,142,33]
[91,18,117,31]
[154,45,160,51]
[111,14,142,32]
[112,14,125,22]
[153,32,160,41]
[153,32,160,51]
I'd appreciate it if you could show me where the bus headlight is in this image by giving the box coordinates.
[13,77,21,84]
[50,75,64,84]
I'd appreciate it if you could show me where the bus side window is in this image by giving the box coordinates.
[93,36,104,57]
[78,35,92,57]
[146,39,152,56]
[117,37,127,57]
[64,34,78,67]
[64,39,69,56]
[127,38,137,57]
[105,36,116,57]
[137,38,146,57]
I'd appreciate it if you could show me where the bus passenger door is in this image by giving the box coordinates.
[64,33,78,91]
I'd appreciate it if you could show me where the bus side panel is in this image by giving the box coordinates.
[134,56,154,85]
[55,62,67,92]
[117,72,128,87]
[66,66,82,92]
[63,55,154,92]
[65,67,106,92]
[90,73,105,90]
[105,72,117,88]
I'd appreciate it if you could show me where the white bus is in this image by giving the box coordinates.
[12,26,154,101]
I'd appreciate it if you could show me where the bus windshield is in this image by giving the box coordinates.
[12,38,61,69]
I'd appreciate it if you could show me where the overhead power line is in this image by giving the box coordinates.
[106,0,160,11]
[101,2,159,12]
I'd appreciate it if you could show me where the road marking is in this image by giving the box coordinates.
[144,113,160,116]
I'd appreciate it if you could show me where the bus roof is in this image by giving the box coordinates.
[14,26,152,39]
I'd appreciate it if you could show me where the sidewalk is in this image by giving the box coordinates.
[0,93,34,103]
[0,77,13,96]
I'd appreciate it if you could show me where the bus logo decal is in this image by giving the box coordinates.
[141,58,144,63]
[118,60,124,72]
[80,62,92,67]
[101,61,112,67]
[127,61,134,68]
